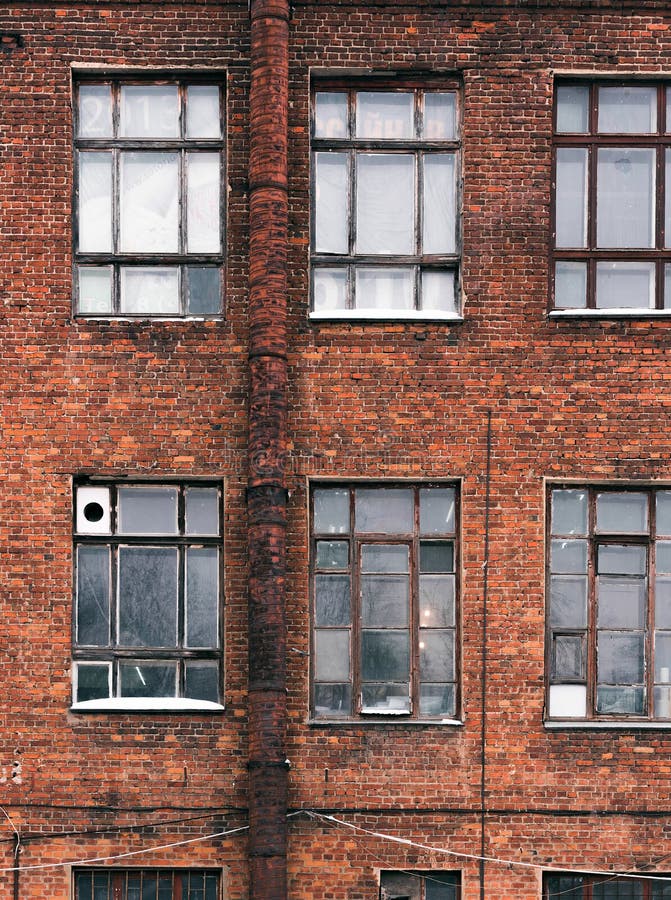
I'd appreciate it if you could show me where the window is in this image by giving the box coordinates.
[311,484,459,720]
[380,871,460,900]
[74,79,224,316]
[545,873,671,898]
[73,482,222,707]
[553,81,671,312]
[311,84,461,317]
[547,486,671,720]
[75,869,220,899]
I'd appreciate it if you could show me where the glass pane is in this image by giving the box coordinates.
[420,487,456,534]
[551,539,588,574]
[313,268,348,311]
[78,84,113,137]
[361,630,409,681]
[665,264,671,310]
[316,540,349,569]
[77,546,110,645]
[419,630,454,681]
[598,86,657,133]
[598,544,646,575]
[78,152,112,252]
[658,541,671,574]
[419,575,455,627]
[313,683,351,716]
[356,92,414,139]
[420,541,454,573]
[424,92,456,140]
[186,85,221,138]
[355,488,413,533]
[550,575,588,628]
[596,148,655,248]
[361,575,409,627]
[555,148,588,248]
[419,683,455,717]
[654,682,671,718]
[656,576,671,627]
[314,92,348,138]
[598,631,645,682]
[314,488,349,534]
[186,267,220,315]
[315,574,350,626]
[361,544,409,573]
[356,154,414,254]
[597,577,646,627]
[355,267,414,310]
[596,261,655,309]
[120,85,179,138]
[120,152,179,252]
[185,488,219,534]
[657,492,671,535]
[551,489,588,535]
[556,84,589,133]
[75,664,110,702]
[361,683,410,711]
[596,684,645,715]
[118,487,178,534]
[186,547,219,647]
[314,152,349,254]
[596,492,648,532]
[554,634,584,679]
[120,267,180,315]
[118,547,178,646]
[187,153,220,253]
[555,261,587,309]
[185,662,219,703]
[78,267,113,315]
[423,154,456,254]
[655,632,671,682]
[314,629,350,681]
[421,270,456,312]
[119,662,178,697]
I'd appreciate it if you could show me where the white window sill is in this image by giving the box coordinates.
[71,698,224,713]
[310,310,463,323]
[309,717,464,727]
[550,308,671,319]
[545,719,671,730]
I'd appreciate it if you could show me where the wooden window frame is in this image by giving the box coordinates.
[74,867,221,900]
[380,870,460,900]
[544,872,671,898]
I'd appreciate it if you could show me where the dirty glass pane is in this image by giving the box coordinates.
[550,575,587,628]
[356,92,414,139]
[119,662,177,697]
[551,539,588,574]
[78,84,113,137]
[552,489,588,536]
[361,630,409,681]
[185,487,219,534]
[126,872,142,900]
[313,268,348,311]
[596,492,648,533]
[355,267,414,310]
[355,488,413,533]
[554,634,584,679]
[315,574,350,626]
[120,267,180,315]
[118,547,178,646]
[655,633,671,683]
[361,683,410,712]
[597,544,646,576]
[597,577,646,628]
[419,684,455,717]
[185,662,219,703]
[186,267,221,315]
[424,92,457,139]
[554,261,587,309]
[78,267,113,315]
[658,492,671,535]
[594,880,644,900]
[545,875,584,900]
[597,631,644,683]
[658,541,671,574]
[654,683,671,719]
[314,92,348,138]
[316,540,349,569]
[118,487,178,534]
[556,148,588,248]
[596,685,645,715]
[423,154,456,254]
[420,541,454,573]
[596,149,655,248]
[78,152,112,252]
[356,153,414,254]
[656,576,671,627]
[77,546,110,645]
[187,153,220,253]
[313,683,351,716]
[420,630,454,681]
[314,488,350,534]
[361,576,409,627]
[186,547,219,647]
[421,270,457,312]
[420,487,456,534]
[598,86,657,133]
[186,85,221,138]
[120,152,179,252]
[361,544,409,573]
[75,663,110,703]
[315,152,349,254]
[419,575,455,627]
[120,85,179,138]
[556,84,589,133]
[158,875,175,900]
[314,629,350,681]
[596,261,655,309]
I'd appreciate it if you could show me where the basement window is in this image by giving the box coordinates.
[72,481,222,709]
[311,484,459,721]
[544,872,671,898]
[380,871,460,899]
[75,869,220,899]
[74,78,224,317]
[310,83,461,319]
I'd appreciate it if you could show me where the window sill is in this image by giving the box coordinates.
[545,719,671,730]
[549,309,671,319]
[308,717,464,727]
[70,698,225,714]
[309,310,463,323]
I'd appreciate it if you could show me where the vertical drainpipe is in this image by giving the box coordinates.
[247,1,290,899]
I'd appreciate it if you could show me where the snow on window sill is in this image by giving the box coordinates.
[309,717,464,727]
[545,719,671,730]
[310,310,463,322]
[71,698,225,713]
[549,308,671,319]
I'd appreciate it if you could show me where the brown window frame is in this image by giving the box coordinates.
[544,872,671,898]
[73,75,226,318]
[551,80,671,312]
[310,78,462,315]
[310,482,460,722]
[380,870,460,900]
[74,868,221,900]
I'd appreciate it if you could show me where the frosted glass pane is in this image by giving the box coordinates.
[78,267,112,314]
[596,261,654,309]
[118,548,178,646]
[551,489,588,535]
[78,152,112,252]
[597,148,654,248]
[355,267,414,310]
[314,488,350,534]
[597,544,646,576]
[78,85,112,137]
[598,86,657,133]
[120,85,179,138]
[361,575,409,627]
[120,268,180,315]
[666,265,671,310]
[186,547,219,647]
[596,491,648,532]
[314,152,349,253]
[356,154,414,254]
[555,148,587,248]
[556,85,589,134]
[355,487,413,533]
[356,92,414,139]
[550,575,587,628]
[118,487,178,534]
[314,630,350,681]
[186,85,220,138]
[421,271,456,312]
[658,492,671,535]
[186,267,220,315]
[185,488,219,534]
[666,150,671,249]
[554,261,587,309]
[420,631,454,681]
[120,152,179,252]
[315,93,348,138]
[597,632,644,683]
[187,153,220,252]
[423,154,456,253]
[551,539,588,574]
[424,93,456,140]
[597,577,646,628]
[548,684,587,717]
[313,268,348,311]
[420,487,455,534]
